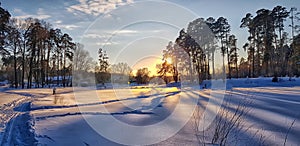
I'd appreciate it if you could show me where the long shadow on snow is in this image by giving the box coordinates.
[227,90,300,123]
[190,89,300,145]
[35,110,154,121]
[36,91,180,125]
[34,115,123,145]
[111,91,181,126]
[225,91,299,144]
[3,91,36,97]
[4,88,74,99]
[31,91,180,111]
[221,96,300,145]
[172,90,266,145]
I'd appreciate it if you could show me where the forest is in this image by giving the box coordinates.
[157,6,300,84]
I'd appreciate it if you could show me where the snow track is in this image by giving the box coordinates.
[0,96,36,146]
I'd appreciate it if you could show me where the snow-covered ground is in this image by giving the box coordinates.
[0,77,299,145]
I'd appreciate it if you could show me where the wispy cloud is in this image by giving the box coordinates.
[12,8,51,20]
[56,24,80,30]
[67,0,134,17]
[13,8,24,14]
[96,41,118,46]
[114,29,138,34]
[54,20,63,24]
[82,33,119,46]
[83,29,164,41]
[83,33,107,39]
[14,14,51,20]
[83,29,138,39]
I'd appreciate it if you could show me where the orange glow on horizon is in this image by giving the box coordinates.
[131,56,162,76]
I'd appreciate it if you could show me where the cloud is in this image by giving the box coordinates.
[67,0,134,17]
[14,14,51,20]
[54,20,63,24]
[96,41,118,46]
[83,33,107,39]
[83,29,138,39]
[56,24,80,30]
[13,8,24,14]
[114,29,138,34]
[12,8,51,20]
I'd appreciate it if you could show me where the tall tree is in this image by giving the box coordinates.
[272,6,290,48]
[289,7,300,77]
[206,17,218,78]
[0,3,11,56]
[228,35,239,78]
[6,18,22,88]
[158,41,180,83]
[98,48,109,72]
[254,9,273,76]
[187,18,215,80]
[241,13,255,77]
[272,6,290,75]
[176,29,206,83]
[52,28,63,86]
[60,33,75,87]
[215,17,231,78]
[26,21,39,88]
[73,43,94,72]
[290,34,300,76]
[18,18,35,88]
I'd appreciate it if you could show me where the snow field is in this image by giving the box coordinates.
[0,77,299,145]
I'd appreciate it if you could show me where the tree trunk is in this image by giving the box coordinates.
[235,52,239,78]
[222,55,225,80]
[46,44,51,86]
[28,55,33,88]
[14,43,18,88]
[36,42,41,88]
[207,49,210,80]
[252,49,255,78]
[226,34,231,79]
[22,40,25,89]
[212,50,215,79]
[63,50,66,87]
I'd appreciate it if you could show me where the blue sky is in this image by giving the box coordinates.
[1,0,299,73]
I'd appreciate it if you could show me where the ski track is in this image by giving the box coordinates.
[0,96,37,146]
[35,110,154,121]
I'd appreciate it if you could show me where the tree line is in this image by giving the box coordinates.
[158,5,300,84]
[0,4,77,88]
[240,6,300,78]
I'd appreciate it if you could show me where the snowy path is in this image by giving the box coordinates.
[0,96,33,145]
[0,88,56,145]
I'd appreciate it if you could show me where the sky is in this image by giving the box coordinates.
[1,0,300,74]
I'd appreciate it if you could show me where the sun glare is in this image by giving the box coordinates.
[165,57,172,64]
[131,56,162,76]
